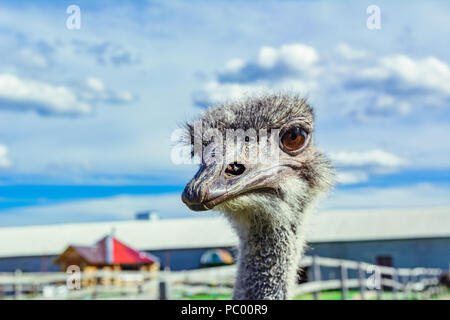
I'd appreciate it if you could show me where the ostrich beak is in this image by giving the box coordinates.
[181,163,221,211]
[182,161,285,212]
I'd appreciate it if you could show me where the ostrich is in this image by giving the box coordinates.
[181,94,334,300]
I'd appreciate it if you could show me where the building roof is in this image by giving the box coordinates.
[0,207,449,258]
[306,206,450,243]
[54,235,159,266]
[69,245,105,265]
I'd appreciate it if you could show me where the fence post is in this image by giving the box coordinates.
[410,271,417,300]
[358,263,366,300]
[392,270,399,299]
[340,263,348,300]
[159,280,169,300]
[376,270,383,301]
[411,273,419,300]
[425,272,430,299]
[402,274,409,300]
[14,269,22,300]
[311,255,321,300]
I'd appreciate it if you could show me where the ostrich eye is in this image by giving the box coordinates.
[280,127,308,152]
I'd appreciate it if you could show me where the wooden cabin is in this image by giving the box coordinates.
[54,234,160,287]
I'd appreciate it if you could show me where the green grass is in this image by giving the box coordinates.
[180,288,450,300]
[293,290,361,300]
[179,290,358,300]
[180,293,232,300]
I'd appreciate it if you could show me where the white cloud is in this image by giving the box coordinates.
[193,81,267,107]
[335,171,369,185]
[335,43,367,60]
[195,42,450,124]
[112,90,134,103]
[0,73,91,115]
[330,149,406,168]
[81,77,135,104]
[0,145,11,168]
[258,46,279,68]
[338,55,450,119]
[381,55,450,96]
[322,183,450,210]
[0,193,197,227]
[374,95,410,115]
[86,77,105,92]
[329,150,407,185]
[224,58,245,73]
[350,94,411,119]
[272,43,319,71]
[329,50,450,120]
[350,55,450,97]
[73,40,140,67]
[194,43,320,107]
[18,48,49,68]
[194,80,308,107]
[0,74,135,116]
[255,44,319,71]
[193,79,315,108]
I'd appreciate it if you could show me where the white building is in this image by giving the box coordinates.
[0,207,449,272]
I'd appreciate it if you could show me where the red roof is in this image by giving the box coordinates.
[68,234,159,266]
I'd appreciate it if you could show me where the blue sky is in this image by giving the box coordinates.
[0,0,449,226]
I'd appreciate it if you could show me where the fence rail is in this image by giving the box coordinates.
[0,255,446,300]
[301,255,444,300]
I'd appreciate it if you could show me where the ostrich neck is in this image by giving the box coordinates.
[231,212,306,300]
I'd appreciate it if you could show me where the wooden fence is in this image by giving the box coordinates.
[296,255,444,300]
[163,255,446,300]
[0,255,446,300]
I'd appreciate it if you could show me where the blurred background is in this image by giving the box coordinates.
[0,0,449,300]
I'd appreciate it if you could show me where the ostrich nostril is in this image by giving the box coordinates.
[225,161,246,176]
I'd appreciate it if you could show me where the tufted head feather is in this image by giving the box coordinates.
[182,94,314,145]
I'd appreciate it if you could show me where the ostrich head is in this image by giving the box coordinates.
[181,94,333,299]
[182,94,333,220]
